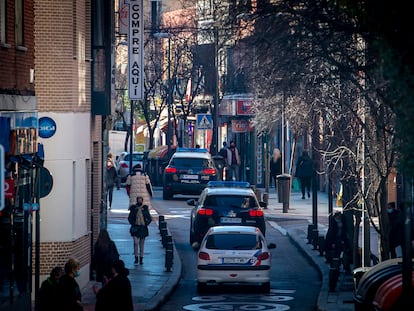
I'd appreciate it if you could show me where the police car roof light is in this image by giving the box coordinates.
[207,181,251,188]
[176,147,208,153]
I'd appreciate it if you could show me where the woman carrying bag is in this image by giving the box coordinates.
[128,196,152,265]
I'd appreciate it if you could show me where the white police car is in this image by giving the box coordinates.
[196,225,276,293]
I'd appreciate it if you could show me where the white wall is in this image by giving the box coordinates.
[38,112,90,242]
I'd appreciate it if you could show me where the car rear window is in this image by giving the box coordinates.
[205,233,262,250]
[125,154,144,161]
[204,195,258,208]
[171,158,210,168]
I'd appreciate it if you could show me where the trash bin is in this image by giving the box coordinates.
[212,155,225,181]
[277,174,291,213]
[276,174,291,203]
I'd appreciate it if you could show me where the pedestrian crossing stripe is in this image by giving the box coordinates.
[196,114,213,129]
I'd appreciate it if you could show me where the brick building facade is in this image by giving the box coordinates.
[0,0,106,310]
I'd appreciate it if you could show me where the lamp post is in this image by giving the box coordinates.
[154,32,172,156]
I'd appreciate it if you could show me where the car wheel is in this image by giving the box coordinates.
[162,190,173,200]
[261,281,270,293]
[197,281,208,293]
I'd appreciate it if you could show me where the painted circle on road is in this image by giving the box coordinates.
[183,302,290,310]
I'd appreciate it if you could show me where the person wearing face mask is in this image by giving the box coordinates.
[128,196,152,264]
[325,211,351,273]
[56,258,84,311]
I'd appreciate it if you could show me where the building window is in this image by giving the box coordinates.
[15,0,23,47]
[0,0,5,44]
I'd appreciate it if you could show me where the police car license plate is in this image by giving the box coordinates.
[180,174,198,179]
[221,217,242,224]
[223,257,247,264]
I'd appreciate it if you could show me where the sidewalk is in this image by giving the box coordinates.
[81,185,379,311]
[81,188,182,311]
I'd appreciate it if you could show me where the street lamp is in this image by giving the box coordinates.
[154,32,172,156]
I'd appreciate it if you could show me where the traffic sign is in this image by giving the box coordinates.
[196,114,213,130]
[0,144,4,211]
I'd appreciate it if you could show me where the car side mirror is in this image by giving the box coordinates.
[268,243,277,249]
[187,199,196,206]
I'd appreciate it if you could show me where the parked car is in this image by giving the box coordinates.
[117,152,144,183]
[187,181,267,247]
[196,225,276,293]
[162,148,218,200]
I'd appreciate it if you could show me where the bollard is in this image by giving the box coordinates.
[158,215,165,230]
[262,192,269,209]
[165,235,173,272]
[328,258,341,292]
[307,224,316,244]
[317,235,325,256]
[312,229,319,250]
[160,221,168,247]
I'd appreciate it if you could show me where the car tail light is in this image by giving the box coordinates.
[198,251,210,260]
[249,210,264,217]
[257,252,270,261]
[203,168,216,175]
[120,163,128,168]
[165,167,177,174]
[197,208,213,216]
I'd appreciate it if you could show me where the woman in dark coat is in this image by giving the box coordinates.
[325,212,351,272]
[128,196,152,264]
[295,151,314,199]
[94,259,133,311]
[56,258,83,311]
[92,229,119,283]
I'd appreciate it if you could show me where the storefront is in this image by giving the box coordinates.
[0,97,39,311]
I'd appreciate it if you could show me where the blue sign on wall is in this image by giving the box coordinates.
[38,117,57,139]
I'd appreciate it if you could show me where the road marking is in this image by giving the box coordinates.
[268,221,287,236]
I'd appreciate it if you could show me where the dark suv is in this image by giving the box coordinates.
[162,148,218,200]
[187,181,267,248]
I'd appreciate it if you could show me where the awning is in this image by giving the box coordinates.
[147,145,176,159]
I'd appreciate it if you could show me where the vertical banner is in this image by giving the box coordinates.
[128,0,144,100]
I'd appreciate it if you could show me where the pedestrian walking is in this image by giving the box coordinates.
[38,266,64,311]
[125,164,153,207]
[295,150,314,199]
[128,196,152,264]
[91,229,119,284]
[218,141,227,158]
[93,259,133,311]
[106,154,118,210]
[225,140,241,181]
[269,148,282,191]
[387,202,403,258]
[56,258,84,311]
[325,212,351,272]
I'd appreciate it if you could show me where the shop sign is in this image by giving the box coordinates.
[219,98,236,116]
[38,117,57,138]
[236,99,254,115]
[4,178,14,199]
[231,120,253,133]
